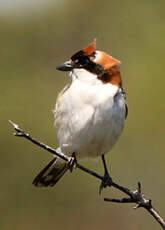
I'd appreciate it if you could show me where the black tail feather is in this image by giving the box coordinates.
[33,157,68,187]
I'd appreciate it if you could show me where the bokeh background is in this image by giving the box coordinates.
[1,0,165,229]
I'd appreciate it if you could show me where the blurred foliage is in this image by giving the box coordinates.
[1,0,165,229]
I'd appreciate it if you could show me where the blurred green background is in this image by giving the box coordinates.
[1,0,165,229]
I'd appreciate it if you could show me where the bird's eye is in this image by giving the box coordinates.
[74,59,79,63]
[77,56,89,66]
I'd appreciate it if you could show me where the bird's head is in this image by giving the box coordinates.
[56,40,122,87]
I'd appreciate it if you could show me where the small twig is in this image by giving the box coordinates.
[9,120,165,230]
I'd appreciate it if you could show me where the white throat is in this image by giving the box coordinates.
[70,68,101,86]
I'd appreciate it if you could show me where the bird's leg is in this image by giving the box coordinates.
[67,152,77,172]
[99,155,113,194]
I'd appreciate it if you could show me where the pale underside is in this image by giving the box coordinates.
[54,69,126,159]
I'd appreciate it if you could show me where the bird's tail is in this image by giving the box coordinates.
[33,157,68,187]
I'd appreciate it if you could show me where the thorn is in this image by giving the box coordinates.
[138,182,142,193]
[138,182,141,189]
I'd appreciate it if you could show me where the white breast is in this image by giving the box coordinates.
[54,69,126,158]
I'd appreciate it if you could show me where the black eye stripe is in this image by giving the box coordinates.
[70,50,104,75]
[71,50,84,61]
[78,56,89,65]
[71,53,89,67]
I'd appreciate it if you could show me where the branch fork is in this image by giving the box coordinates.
[104,182,151,208]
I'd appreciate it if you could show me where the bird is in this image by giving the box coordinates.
[33,39,128,193]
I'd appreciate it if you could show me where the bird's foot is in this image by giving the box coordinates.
[99,172,113,194]
[67,153,77,172]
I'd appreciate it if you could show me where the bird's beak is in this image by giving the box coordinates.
[56,60,74,71]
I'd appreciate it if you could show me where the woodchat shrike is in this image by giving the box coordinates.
[33,40,127,192]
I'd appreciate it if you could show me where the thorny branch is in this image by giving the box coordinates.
[9,120,165,230]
